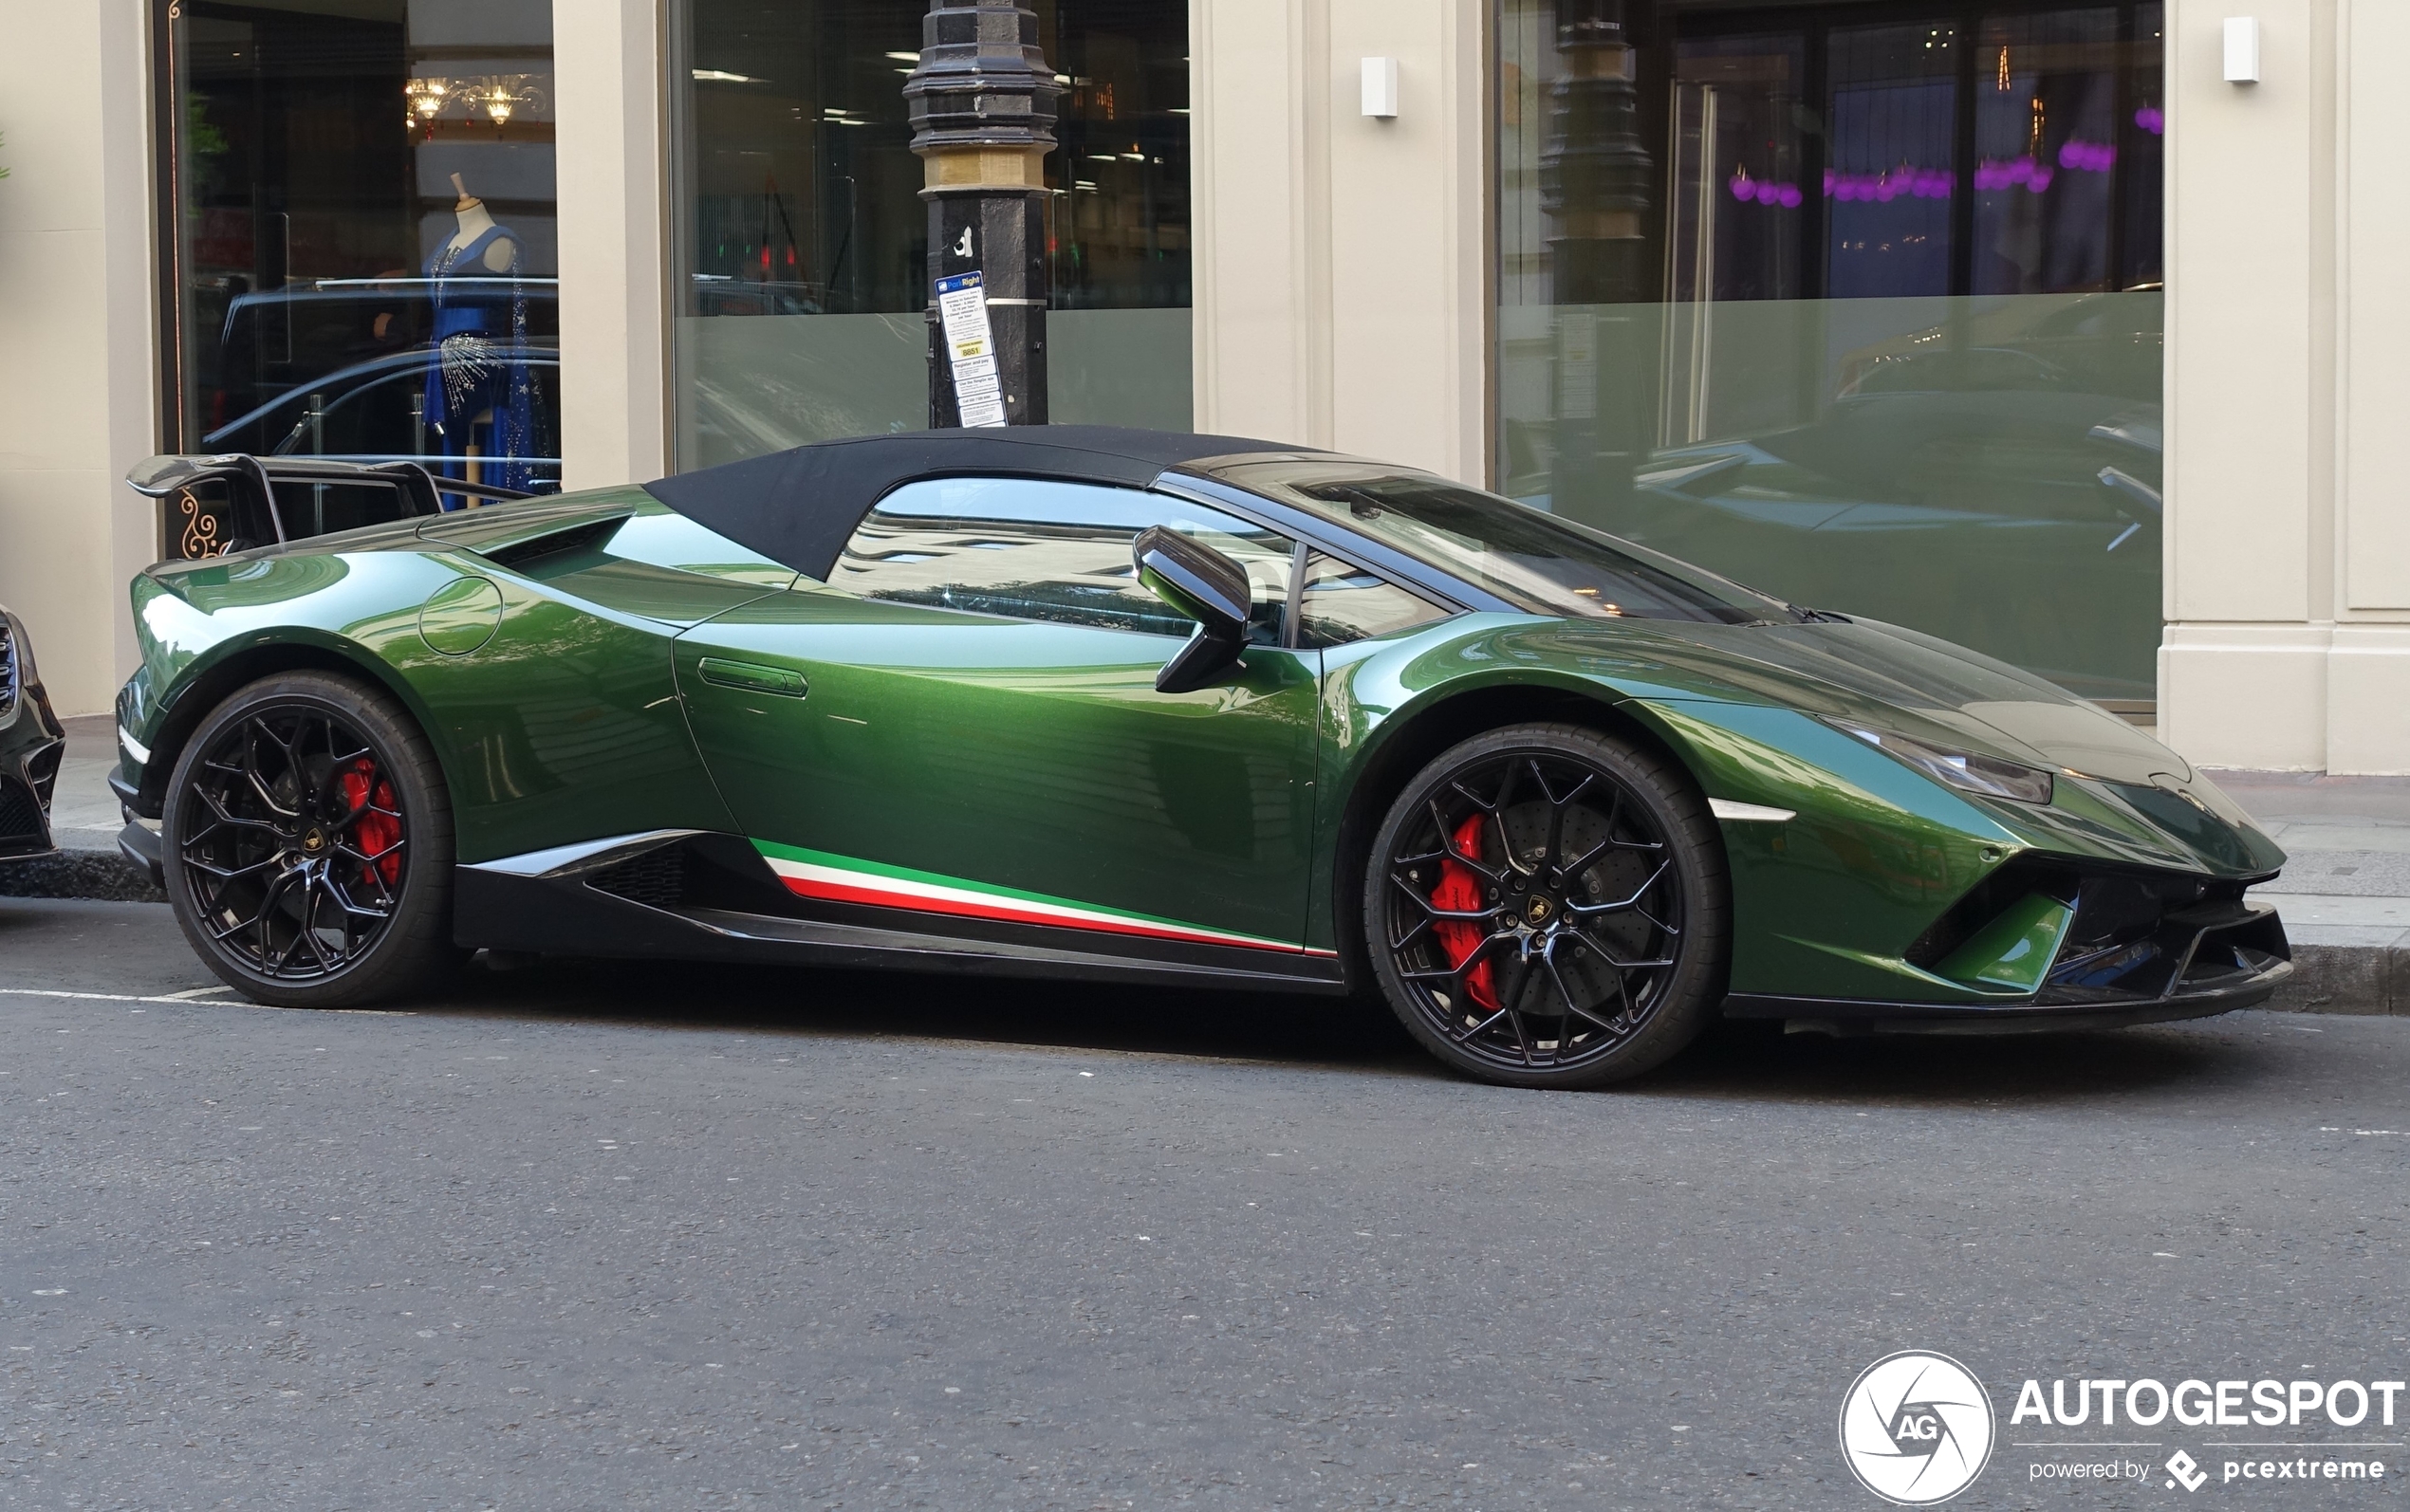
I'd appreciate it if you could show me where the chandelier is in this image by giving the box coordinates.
[402,74,547,139]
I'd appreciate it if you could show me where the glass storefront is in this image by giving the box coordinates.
[669,0,1193,470]
[1497,0,2164,703]
[159,0,564,505]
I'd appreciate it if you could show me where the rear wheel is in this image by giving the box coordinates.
[1363,723,1729,1089]
[162,671,460,1007]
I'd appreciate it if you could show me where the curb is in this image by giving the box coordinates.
[2,858,2403,1017]
[0,850,165,904]
[2271,942,2409,1017]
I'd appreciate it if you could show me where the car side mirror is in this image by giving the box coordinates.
[1134,525,1251,694]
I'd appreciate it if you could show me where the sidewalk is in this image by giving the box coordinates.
[2220,771,2410,1013]
[7,714,2406,1012]
[47,715,129,854]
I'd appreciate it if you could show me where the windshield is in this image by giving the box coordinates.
[1212,460,1800,625]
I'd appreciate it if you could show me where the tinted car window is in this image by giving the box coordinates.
[1215,460,1802,625]
[1294,552,1448,649]
[831,478,1297,642]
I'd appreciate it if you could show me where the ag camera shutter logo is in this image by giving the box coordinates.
[1839,1351,1997,1504]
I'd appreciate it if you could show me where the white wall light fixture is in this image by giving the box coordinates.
[2222,16,2260,83]
[1362,57,1399,119]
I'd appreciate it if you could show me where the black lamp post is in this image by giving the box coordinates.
[904,0,1061,428]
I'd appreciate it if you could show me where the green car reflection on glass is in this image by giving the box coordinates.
[111,427,2289,1089]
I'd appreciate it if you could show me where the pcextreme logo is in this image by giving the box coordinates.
[1838,1351,1998,1505]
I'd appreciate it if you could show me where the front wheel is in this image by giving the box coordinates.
[161,671,461,1007]
[1363,723,1730,1089]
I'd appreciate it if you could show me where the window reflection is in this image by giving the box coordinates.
[1499,0,2165,704]
[162,0,563,502]
[1295,554,1450,650]
[831,479,1291,642]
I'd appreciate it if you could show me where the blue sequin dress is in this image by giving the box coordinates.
[421,222,539,502]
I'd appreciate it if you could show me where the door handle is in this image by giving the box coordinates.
[696,657,807,698]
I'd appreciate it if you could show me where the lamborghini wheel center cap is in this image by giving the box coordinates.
[1524,894,1555,926]
[301,828,326,854]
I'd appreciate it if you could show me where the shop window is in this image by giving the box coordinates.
[1498,0,2164,706]
[158,0,562,507]
[667,0,1193,470]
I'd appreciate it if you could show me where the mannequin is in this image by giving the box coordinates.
[421,172,539,501]
[445,173,517,273]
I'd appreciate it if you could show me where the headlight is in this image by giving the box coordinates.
[1825,718,2055,805]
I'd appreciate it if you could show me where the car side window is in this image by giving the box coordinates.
[830,477,1297,643]
[1293,551,1449,649]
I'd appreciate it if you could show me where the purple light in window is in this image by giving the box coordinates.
[1824,167,1953,200]
[2058,138,2116,172]
[1972,157,2061,194]
[2134,105,2164,135]
[1729,172,1805,207]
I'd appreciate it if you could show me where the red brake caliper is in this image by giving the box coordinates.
[341,759,402,888]
[1428,813,1499,1011]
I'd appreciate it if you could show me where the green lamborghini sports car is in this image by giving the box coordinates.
[110,427,2290,1088]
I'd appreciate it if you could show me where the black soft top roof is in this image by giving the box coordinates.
[642,425,1314,581]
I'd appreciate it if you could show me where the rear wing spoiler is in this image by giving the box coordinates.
[126,454,535,560]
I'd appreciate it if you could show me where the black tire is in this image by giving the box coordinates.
[1362,722,1729,1089]
[161,670,462,1007]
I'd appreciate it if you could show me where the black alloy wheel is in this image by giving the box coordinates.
[1364,723,1729,1088]
[162,671,461,1007]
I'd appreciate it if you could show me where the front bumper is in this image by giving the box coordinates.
[0,766,60,860]
[0,612,66,862]
[1726,894,2292,1033]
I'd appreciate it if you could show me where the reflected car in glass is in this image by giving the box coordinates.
[110,427,2288,1089]
[201,281,563,493]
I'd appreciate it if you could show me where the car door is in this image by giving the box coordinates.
[672,475,1326,956]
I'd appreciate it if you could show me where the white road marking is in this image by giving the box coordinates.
[0,986,414,1015]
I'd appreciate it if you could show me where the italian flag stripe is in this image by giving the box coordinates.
[751,839,1317,954]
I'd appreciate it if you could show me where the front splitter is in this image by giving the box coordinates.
[1723,958,2291,1035]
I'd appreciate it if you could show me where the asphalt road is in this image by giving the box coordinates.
[1,898,2404,1511]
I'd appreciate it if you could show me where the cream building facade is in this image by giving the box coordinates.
[0,0,2396,773]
